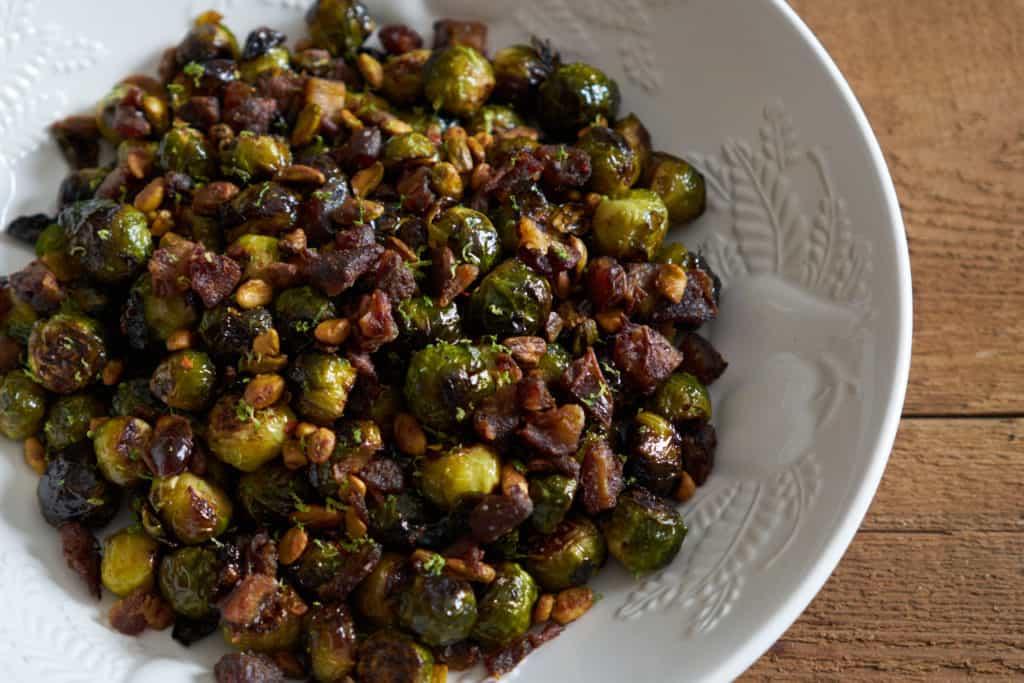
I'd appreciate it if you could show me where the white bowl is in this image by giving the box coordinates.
[0,0,912,681]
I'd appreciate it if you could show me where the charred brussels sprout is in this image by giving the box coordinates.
[158,126,213,179]
[198,304,273,358]
[207,394,295,472]
[59,199,153,284]
[492,44,554,106]
[367,491,429,549]
[602,488,686,574]
[57,167,107,208]
[37,448,120,527]
[238,463,313,524]
[93,416,151,485]
[395,296,461,349]
[307,603,359,681]
[35,222,82,282]
[535,343,571,385]
[403,341,513,432]
[175,18,240,64]
[469,258,552,337]
[428,206,501,275]
[150,350,217,411]
[159,545,220,619]
[2,295,38,343]
[288,352,357,425]
[150,472,233,544]
[382,132,438,168]
[357,629,434,683]
[468,104,525,136]
[418,444,501,511]
[538,62,620,136]
[352,552,408,626]
[654,241,688,266]
[101,526,160,597]
[472,562,538,649]
[290,536,383,598]
[44,393,104,450]
[592,189,669,261]
[239,46,290,83]
[307,419,381,498]
[643,152,706,224]
[529,474,578,534]
[0,370,46,440]
[399,574,478,647]
[222,182,299,236]
[133,274,199,342]
[306,0,375,57]
[274,286,336,353]
[379,49,430,105]
[525,516,607,591]
[111,378,162,421]
[614,113,653,177]
[95,83,165,144]
[223,580,306,652]
[629,410,682,496]
[27,313,107,394]
[220,134,292,182]
[650,371,711,423]
[577,126,640,197]
[423,45,495,117]
[227,234,280,280]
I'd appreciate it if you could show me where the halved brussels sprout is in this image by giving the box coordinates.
[227,234,280,280]
[159,545,220,619]
[529,474,578,535]
[0,370,46,439]
[198,304,273,358]
[175,17,239,64]
[3,292,39,343]
[538,62,620,136]
[423,45,495,117]
[492,44,553,106]
[306,0,375,57]
[238,462,313,525]
[222,581,306,652]
[525,516,607,591]
[289,352,357,425]
[220,134,292,182]
[239,46,290,83]
[150,472,233,544]
[93,416,151,485]
[629,410,683,496]
[428,206,501,275]
[111,378,162,422]
[395,296,461,349]
[418,443,501,511]
[398,574,477,646]
[35,222,82,282]
[602,487,686,574]
[222,181,299,237]
[307,603,359,682]
[643,152,706,224]
[591,189,669,261]
[379,49,430,105]
[469,258,552,337]
[206,394,295,472]
[614,113,653,178]
[472,562,538,649]
[27,313,107,394]
[654,241,688,266]
[101,526,160,597]
[274,286,336,353]
[44,393,105,450]
[535,343,571,385]
[352,552,408,627]
[468,104,525,136]
[577,126,640,197]
[158,126,213,179]
[356,629,434,683]
[132,274,199,343]
[367,491,429,550]
[150,350,217,411]
[59,199,153,284]
[37,448,120,528]
[382,132,438,168]
[650,372,711,423]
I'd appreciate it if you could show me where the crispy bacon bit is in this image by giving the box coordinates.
[535,144,592,192]
[317,541,382,601]
[360,456,405,496]
[179,95,221,130]
[149,235,197,296]
[562,347,613,427]
[188,247,242,308]
[651,267,719,327]
[612,324,683,394]
[354,290,399,352]
[517,372,556,412]
[483,151,545,202]
[9,260,64,314]
[579,439,624,515]
[223,81,278,134]
[677,331,728,385]
[518,404,585,458]
[433,19,487,51]
[380,24,423,54]
[214,653,285,683]
[396,166,437,214]
[59,521,101,599]
[681,422,717,485]
[470,486,534,544]
[373,249,418,300]
[108,590,149,635]
[473,382,522,443]
[302,244,383,297]
[337,126,382,171]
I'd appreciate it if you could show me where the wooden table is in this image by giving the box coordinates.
[743,1,1024,678]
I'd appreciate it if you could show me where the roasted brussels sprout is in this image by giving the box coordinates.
[382,132,438,168]
[228,234,280,280]
[603,488,686,574]
[538,62,620,136]
[469,258,552,337]
[418,443,501,511]
[629,410,683,496]
[650,371,711,423]
[35,221,82,282]
[352,552,408,626]
[132,274,200,343]
[306,0,375,57]
[525,516,607,591]
[288,352,357,424]
[43,393,104,450]
[222,181,299,237]
[198,304,273,358]
[591,189,669,261]
[307,419,382,498]
[220,134,292,182]
[101,526,160,597]
[111,378,162,421]
[643,152,706,224]
[2,293,38,342]
[176,17,240,65]
[468,104,525,136]
[307,603,359,682]
[492,43,553,106]
[93,416,151,485]
[59,199,153,284]
[274,286,336,353]
[206,393,295,472]
[399,574,477,647]
[0,370,46,439]
[535,343,571,385]
[159,545,220,619]
[356,629,434,683]
[428,206,501,275]
[395,296,461,349]
[239,46,290,83]
[529,474,578,535]
[37,448,120,527]
[158,126,213,179]
[423,45,495,117]
[614,113,653,177]
[238,462,313,524]
[367,491,429,549]
[472,562,538,649]
[150,472,233,544]
[57,167,108,209]
[27,313,107,394]
[403,341,513,432]
[577,126,640,197]
[379,49,430,105]
[654,241,688,266]
[150,350,217,411]
[95,83,165,144]
[290,536,383,598]
[223,581,306,652]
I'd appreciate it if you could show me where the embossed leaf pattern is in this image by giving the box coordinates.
[687,150,732,212]
[760,100,801,171]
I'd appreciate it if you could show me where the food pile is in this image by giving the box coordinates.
[0,1,726,680]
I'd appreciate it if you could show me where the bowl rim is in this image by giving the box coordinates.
[713,2,913,679]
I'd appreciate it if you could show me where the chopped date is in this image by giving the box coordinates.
[219,573,278,627]
[379,24,424,54]
[9,260,64,314]
[518,404,585,458]
[372,249,418,300]
[586,256,630,310]
[473,382,522,442]
[579,439,624,515]
[651,267,719,327]
[562,348,614,427]
[214,653,285,683]
[188,248,242,308]
[353,290,399,352]
[242,26,287,60]
[677,331,729,385]
[59,521,101,599]
[432,19,487,52]
[612,324,683,395]
[470,486,533,543]
[681,422,717,485]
